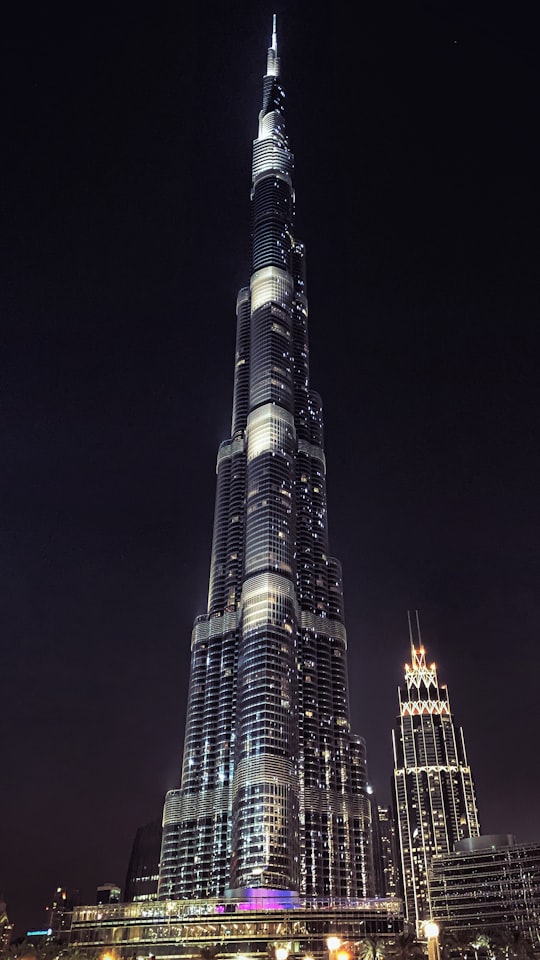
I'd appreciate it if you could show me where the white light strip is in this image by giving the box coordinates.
[250,264,293,313]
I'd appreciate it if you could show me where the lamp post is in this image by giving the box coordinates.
[327,938,341,960]
[424,922,440,960]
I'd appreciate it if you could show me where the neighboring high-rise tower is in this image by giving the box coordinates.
[392,614,480,932]
[158,19,373,902]
[372,804,401,900]
[124,818,162,902]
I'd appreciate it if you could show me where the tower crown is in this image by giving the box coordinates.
[405,645,438,691]
[402,643,448,716]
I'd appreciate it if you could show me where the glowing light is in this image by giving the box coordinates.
[250,265,292,312]
[275,948,289,960]
[327,938,341,953]
[424,922,439,939]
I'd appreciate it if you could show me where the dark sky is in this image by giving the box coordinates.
[2,0,539,937]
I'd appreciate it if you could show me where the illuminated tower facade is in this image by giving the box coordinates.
[392,616,481,931]
[158,20,373,902]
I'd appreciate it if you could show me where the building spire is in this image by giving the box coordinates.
[266,13,280,77]
[407,609,415,661]
[406,609,432,677]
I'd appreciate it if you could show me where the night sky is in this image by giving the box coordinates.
[3,1,539,937]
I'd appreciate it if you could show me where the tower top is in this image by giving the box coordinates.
[266,14,280,77]
[407,608,422,662]
[404,611,439,692]
[405,645,438,691]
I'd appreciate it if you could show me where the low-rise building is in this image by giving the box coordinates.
[430,835,540,948]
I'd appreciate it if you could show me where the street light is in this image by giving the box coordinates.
[275,948,290,960]
[424,921,440,960]
[327,935,341,960]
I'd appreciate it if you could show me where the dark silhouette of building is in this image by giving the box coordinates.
[96,883,120,905]
[124,818,162,902]
[46,886,81,939]
[372,804,400,899]
[0,901,13,958]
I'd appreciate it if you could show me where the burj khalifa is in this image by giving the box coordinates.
[158,19,374,903]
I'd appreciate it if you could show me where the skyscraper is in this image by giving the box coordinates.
[158,18,373,903]
[392,614,480,932]
[124,818,162,902]
[372,805,400,900]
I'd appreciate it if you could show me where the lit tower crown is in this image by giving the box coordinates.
[158,18,374,902]
[392,613,481,932]
[402,645,449,716]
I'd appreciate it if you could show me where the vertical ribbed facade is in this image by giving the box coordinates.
[392,618,480,932]
[158,21,373,902]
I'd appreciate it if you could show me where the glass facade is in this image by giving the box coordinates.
[158,20,373,902]
[372,805,401,900]
[70,896,402,959]
[124,818,162,902]
[430,836,540,949]
[392,617,480,932]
